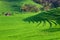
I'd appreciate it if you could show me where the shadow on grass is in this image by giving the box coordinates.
[42,28,60,32]
[23,8,60,28]
[11,5,21,12]
[49,38,60,40]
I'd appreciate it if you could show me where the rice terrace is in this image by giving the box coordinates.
[0,0,60,40]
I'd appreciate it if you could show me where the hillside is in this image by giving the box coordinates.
[0,0,41,14]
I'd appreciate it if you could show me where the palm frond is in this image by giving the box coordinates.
[23,8,60,28]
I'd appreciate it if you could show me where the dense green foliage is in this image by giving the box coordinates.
[33,0,60,11]
[20,4,40,12]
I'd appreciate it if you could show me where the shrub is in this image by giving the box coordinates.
[20,4,40,12]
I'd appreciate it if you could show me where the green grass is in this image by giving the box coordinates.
[0,14,60,40]
[0,0,60,40]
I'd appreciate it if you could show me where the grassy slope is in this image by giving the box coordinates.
[0,0,60,40]
[0,14,60,40]
[0,0,41,14]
